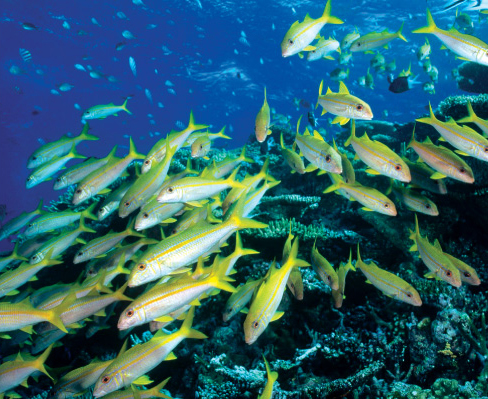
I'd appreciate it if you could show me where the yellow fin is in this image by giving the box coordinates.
[271,311,285,321]
[303,45,316,51]
[365,168,381,175]
[430,172,446,180]
[338,81,349,94]
[165,352,177,361]
[132,375,153,386]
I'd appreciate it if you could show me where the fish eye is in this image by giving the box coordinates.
[288,39,293,45]
[200,145,203,149]
[126,310,134,317]
[464,272,471,278]
[394,164,402,171]
[76,189,82,194]
[252,321,259,329]
[77,251,83,257]
[311,50,316,53]
[446,270,452,277]
[484,147,488,153]
[167,187,174,193]
[325,154,332,163]
[459,167,466,173]
[137,263,146,271]
[406,292,412,298]
[56,177,61,182]
[27,176,33,181]
[425,204,431,209]
[357,42,361,47]
[384,203,390,208]
[327,276,331,281]
[144,159,150,165]
[31,255,37,260]
[101,376,111,384]
[143,212,149,218]
[124,201,130,207]
[84,111,90,115]
[28,223,33,227]
[356,104,364,111]
[31,156,37,160]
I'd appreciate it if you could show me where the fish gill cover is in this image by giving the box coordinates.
[1,0,488,398]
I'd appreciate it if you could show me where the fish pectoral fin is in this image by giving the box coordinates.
[316,170,326,176]
[424,272,439,280]
[430,172,446,180]
[454,150,469,156]
[240,308,249,314]
[303,45,316,51]
[321,108,327,116]
[5,289,20,296]
[98,188,111,195]
[365,168,381,175]
[298,52,304,59]
[0,334,11,340]
[360,207,374,212]
[323,55,335,60]
[161,218,177,224]
[165,352,177,361]
[271,311,285,321]
[185,201,203,207]
[154,315,174,323]
[132,375,153,385]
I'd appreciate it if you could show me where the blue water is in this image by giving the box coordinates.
[0,0,485,250]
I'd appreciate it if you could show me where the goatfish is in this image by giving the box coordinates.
[142,111,208,173]
[324,173,397,216]
[191,135,211,159]
[281,0,343,58]
[30,215,96,264]
[258,356,278,399]
[350,22,407,52]
[341,28,360,50]
[356,245,422,306]
[219,231,260,276]
[407,130,474,183]
[24,203,97,238]
[311,240,339,290]
[102,378,173,399]
[241,179,281,218]
[128,196,267,287]
[54,154,113,190]
[0,345,53,394]
[171,198,221,235]
[295,119,342,174]
[316,81,373,125]
[51,358,114,399]
[0,199,44,242]
[73,137,145,205]
[184,126,230,147]
[135,200,184,231]
[417,103,488,162]
[332,139,355,184]
[433,240,480,286]
[409,214,462,287]
[81,98,132,121]
[457,101,488,136]
[97,181,133,221]
[157,168,244,206]
[244,238,310,344]
[345,120,410,182]
[119,140,177,218]
[412,9,488,66]
[280,133,306,174]
[255,87,271,143]
[417,38,431,61]
[402,157,447,195]
[331,251,355,309]
[118,258,235,330]
[73,221,144,264]
[93,307,206,397]
[386,180,439,216]
[305,36,340,61]
[27,124,98,169]
[202,146,254,179]
[223,277,262,322]
[26,145,86,189]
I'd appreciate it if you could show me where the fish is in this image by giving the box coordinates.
[331,251,355,309]
[54,155,112,191]
[324,173,397,216]
[24,203,97,238]
[423,82,435,95]
[365,68,374,89]
[0,242,27,273]
[202,146,254,179]
[142,111,208,173]
[51,358,113,399]
[255,87,271,143]
[27,123,98,169]
[443,0,488,11]
[339,52,353,65]
[184,126,231,147]
[128,196,267,287]
[387,180,439,216]
[457,101,488,136]
[407,129,475,184]
[305,36,340,61]
[417,38,431,61]
[281,0,343,57]
[223,278,262,322]
[258,356,278,399]
[417,103,488,162]
[129,56,137,77]
[295,119,342,174]
[93,307,206,397]
[119,141,177,218]
[118,258,235,330]
[370,52,385,70]
[330,67,349,81]
[280,133,306,174]
[311,240,339,290]
[402,158,447,195]
[350,22,407,52]
[341,29,360,50]
[409,214,462,287]
[0,345,53,394]
[316,81,373,125]
[102,378,172,399]
[0,199,44,242]
[332,139,355,184]
[157,168,244,206]
[388,75,421,94]
[82,99,132,121]
[19,48,32,63]
[432,240,480,286]
[122,30,136,40]
[216,231,260,276]
[171,198,221,235]
[385,59,396,72]
[22,22,40,30]
[345,120,410,182]
[97,180,133,221]
[191,135,212,159]
[73,137,145,205]
[356,245,422,306]
[244,238,310,344]
[412,9,488,66]
[135,200,185,231]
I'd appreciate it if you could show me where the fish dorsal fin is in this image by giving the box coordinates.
[303,128,311,136]
[303,13,312,22]
[361,131,370,141]
[291,20,299,29]
[423,136,433,144]
[326,87,332,95]
[433,239,442,251]
[312,130,325,141]
[338,81,349,95]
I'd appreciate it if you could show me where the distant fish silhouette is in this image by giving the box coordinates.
[19,48,32,63]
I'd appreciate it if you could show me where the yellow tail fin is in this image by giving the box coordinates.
[321,0,343,25]
[412,9,437,34]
